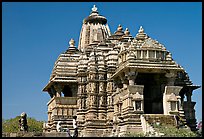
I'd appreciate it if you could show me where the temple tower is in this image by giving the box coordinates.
[42,39,80,133]
[42,5,200,136]
[78,5,111,53]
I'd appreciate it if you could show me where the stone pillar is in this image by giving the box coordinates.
[165,72,177,86]
[48,111,52,122]
[98,81,106,120]
[120,75,128,88]
[127,71,138,85]
[86,79,97,120]
[54,84,63,97]
[186,89,192,102]
[147,50,149,59]
[141,50,143,59]
[50,85,56,97]
[114,79,121,92]
[178,94,186,124]
[48,91,54,98]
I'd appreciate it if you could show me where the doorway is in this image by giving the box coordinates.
[135,73,165,114]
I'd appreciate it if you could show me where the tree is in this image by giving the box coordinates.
[2,116,44,133]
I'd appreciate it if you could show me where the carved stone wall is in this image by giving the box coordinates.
[43,5,200,136]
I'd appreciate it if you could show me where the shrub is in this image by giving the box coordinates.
[153,124,198,137]
[2,116,44,133]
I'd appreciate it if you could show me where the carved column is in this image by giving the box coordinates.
[120,75,128,88]
[147,50,149,59]
[127,71,138,85]
[165,71,177,86]
[85,69,97,121]
[54,84,63,97]
[48,90,54,98]
[186,89,192,102]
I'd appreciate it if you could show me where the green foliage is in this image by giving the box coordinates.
[153,124,198,137]
[123,124,198,137]
[124,132,145,137]
[2,116,44,133]
[27,117,44,132]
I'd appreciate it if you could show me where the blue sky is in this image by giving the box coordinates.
[2,2,202,122]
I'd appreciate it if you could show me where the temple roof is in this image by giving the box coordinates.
[43,39,80,91]
[83,5,107,24]
[43,6,199,94]
[111,26,185,79]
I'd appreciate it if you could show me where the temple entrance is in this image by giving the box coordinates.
[136,73,165,114]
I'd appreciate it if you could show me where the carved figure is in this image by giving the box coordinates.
[19,112,28,132]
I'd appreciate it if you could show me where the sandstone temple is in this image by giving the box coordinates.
[42,5,200,137]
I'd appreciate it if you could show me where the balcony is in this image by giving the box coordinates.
[47,97,77,106]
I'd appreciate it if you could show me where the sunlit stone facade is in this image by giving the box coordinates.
[42,5,200,137]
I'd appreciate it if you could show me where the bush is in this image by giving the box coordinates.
[2,116,44,133]
[153,124,198,137]
[122,124,198,137]
[124,132,145,137]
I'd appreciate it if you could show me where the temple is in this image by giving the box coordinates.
[42,5,200,137]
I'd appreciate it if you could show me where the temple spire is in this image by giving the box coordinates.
[124,28,130,36]
[91,5,99,15]
[69,38,75,47]
[67,38,77,52]
[92,5,98,12]
[136,26,148,40]
[139,26,144,33]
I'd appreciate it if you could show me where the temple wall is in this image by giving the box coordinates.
[163,86,183,115]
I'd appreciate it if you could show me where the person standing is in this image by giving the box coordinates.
[72,116,78,137]
[56,121,62,132]
[67,128,71,137]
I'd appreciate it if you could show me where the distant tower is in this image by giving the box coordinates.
[78,5,111,52]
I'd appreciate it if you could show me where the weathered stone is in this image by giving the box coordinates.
[42,5,200,136]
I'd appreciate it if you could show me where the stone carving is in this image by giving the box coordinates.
[92,5,98,12]
[91,83,96,93]
[42,5,200,136]
[99,83,104,92]
[19,112,28,132]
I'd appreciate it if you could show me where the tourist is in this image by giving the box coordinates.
[197,121,202,136]
[174,115,180,129]
[67,128,71,137]
[72,116,78,137]
[56,121,62,132]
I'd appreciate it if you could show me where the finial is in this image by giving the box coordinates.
[139,26,144,33]
[124,28,130,36]
[92,5,98,12]
[117,24,123,31]
[69,38,75,47]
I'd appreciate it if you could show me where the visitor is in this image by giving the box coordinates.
[57,121,62,132]
[197,121,202,136]
[173,114,179,129]
[67,128,71,137]
[72,116,78,137]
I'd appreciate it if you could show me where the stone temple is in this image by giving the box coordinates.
[42,5,200,137]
